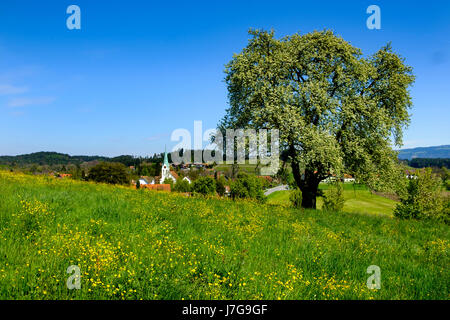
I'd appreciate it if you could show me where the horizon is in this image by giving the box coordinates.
[1,0,449,157]
[2,143,450,158]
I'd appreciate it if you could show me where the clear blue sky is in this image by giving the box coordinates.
[0,0,449,157]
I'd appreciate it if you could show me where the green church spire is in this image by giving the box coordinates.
[163,145,169,167]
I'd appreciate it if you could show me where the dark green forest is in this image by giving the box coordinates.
[0,152,163,167]
[403,158,450,169]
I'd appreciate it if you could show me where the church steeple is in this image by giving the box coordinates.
[160,145,176,184]
[163,145,169,167]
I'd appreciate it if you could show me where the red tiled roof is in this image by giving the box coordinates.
[141,184,171,192]
[170,171,179,180]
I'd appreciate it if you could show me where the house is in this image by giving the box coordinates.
[343,174,355,183]
[322,175,337,183]
[182,176,191,184]
[140,176,156,184]
[138,178,149,185]
[405,169,418,180]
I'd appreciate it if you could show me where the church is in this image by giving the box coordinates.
[137,149,184,187]
[159,150,177,184]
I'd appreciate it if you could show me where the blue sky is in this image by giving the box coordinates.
[0,0,448,157]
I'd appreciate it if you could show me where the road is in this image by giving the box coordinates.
[264,185,289,196]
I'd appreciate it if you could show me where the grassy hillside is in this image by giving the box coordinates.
[0,171,448,299]
[267,184,397,216]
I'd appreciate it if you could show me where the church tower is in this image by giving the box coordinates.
[160,146,176,184]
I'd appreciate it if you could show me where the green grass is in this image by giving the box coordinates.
[267,184,397,216]
[0,171,448,300]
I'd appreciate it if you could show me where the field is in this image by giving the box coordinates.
[0,171,448,299]
[267,184,397,216]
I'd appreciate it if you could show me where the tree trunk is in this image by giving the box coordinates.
[301,186,318,209]
[301,170,320,209]
[290,160,319,209]
[290,159,302,188]
[288,143,320,209]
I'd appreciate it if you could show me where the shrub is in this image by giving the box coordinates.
[443,167,450,191]
[444,198,450,223]
[322,181,345,212]
[88,162,129,185]
[289,188,303,209]
[173,178,191,193]
[394,168,447,222]
[163,178,174,189]
[230,173,265,202]
[191,176,216,196]
[257,176,271,189]
[215,176,227,197]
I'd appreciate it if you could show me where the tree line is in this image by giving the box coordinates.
[401,158,450,169]
[0,152,165,167]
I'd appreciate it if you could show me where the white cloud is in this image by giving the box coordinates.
[7,96,55,108]
[0,84,28,95]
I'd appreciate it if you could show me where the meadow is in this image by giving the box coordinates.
[0,171,448,300]
[267,184,397,216]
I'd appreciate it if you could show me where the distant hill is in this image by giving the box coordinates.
[0,152,149,167]
[0,152,107,166]
[397,145,450,160]
[2,146,449,167]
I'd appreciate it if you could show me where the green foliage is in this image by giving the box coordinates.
[162,178,174,189]
[289,188,303,209]
[0,152,170,174]
[136,179,141,189]
[220,29,415,208]
[230,173,265,202]
[191,176,216,196]
[215,176,227,196]
[138,162,161,177]
[173,178,191,193]
[322,182,345,212]
[394,168,448,223]
[187,169,200,181]
[442,167,450,190]
[276,166,293,186]
[88,162,129,185]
